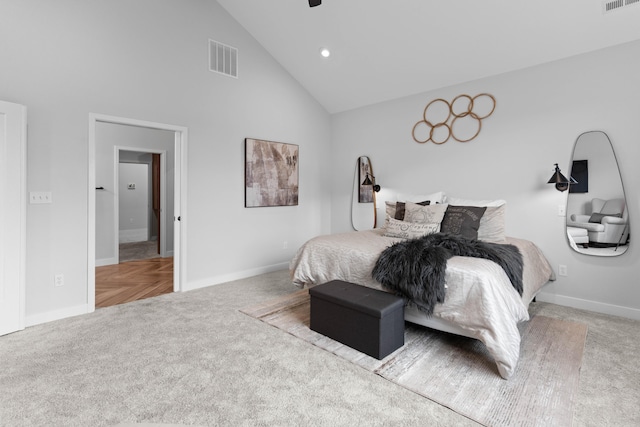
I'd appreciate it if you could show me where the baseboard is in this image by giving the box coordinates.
[24,264,289,328]
[26,304,89,327]
[183,262,289,292]
[96,257,117,267]
[536,292,640,320]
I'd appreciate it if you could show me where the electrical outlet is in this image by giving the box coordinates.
[283,241,288,250]
[54,274,64,287]
[558,265,568,277]
[30,192,52,204]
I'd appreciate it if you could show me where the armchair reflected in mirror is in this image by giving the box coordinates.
[565,131,629,256]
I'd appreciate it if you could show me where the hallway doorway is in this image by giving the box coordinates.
[88,114,187,312]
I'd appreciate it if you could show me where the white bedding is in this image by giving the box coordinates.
[289,229,555,379]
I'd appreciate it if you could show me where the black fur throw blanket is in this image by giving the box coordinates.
[372,233,523,315]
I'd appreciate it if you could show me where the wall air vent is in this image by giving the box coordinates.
[209,39,238,78]
[603,0,639,13]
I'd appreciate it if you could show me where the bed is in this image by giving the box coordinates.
[289,196,555,379]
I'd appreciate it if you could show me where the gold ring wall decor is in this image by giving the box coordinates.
[412,93,495,144]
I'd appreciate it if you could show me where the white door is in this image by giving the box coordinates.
[0,100,27,336]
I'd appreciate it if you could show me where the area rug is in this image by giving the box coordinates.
[241,289,588,427]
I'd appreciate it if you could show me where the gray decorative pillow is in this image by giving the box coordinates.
[403,202,448,228]
[589,212,622,223]
[383,217,439,239]
[440,205,487,240]
[442,198,507,242]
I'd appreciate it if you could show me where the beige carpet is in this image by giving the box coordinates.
[241,289,588,427]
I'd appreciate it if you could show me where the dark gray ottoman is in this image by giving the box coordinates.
[309,280,405,360]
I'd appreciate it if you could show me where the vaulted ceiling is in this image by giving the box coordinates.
[217,0,640,114]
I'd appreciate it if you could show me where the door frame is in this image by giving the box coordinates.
[115,147,168,262]
[88,113,188,312]
[0,100,26,335]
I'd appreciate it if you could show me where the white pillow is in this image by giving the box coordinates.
[403,202,448,227]
[397,191,446,204]
[384,217,439,239]
[384,201,399,220]
[477,206,506,243]
[446,197,506,207]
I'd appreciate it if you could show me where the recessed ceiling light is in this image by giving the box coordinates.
[319,47,331,58]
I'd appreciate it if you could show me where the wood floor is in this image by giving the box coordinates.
[95,257,173,308]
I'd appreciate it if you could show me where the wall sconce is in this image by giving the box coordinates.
[361,173,381,192]
[547,163,577,192]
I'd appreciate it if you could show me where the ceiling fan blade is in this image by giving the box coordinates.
[309,0,321,7]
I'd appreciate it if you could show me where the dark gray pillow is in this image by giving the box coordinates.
[589,212,622,223]
[440,205,487,240]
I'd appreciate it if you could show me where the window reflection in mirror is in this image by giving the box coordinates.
[351,156,377,230]
[566,131,629,256]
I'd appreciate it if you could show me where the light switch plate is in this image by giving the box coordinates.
[558,204,566,216]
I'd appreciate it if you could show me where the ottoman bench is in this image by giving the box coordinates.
[567,226,588,247]
[309,280,405,360]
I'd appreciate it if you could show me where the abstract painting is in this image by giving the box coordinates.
[245,138,299,207]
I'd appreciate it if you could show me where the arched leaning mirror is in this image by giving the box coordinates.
[351,156,378,230]
[565,131,629,256]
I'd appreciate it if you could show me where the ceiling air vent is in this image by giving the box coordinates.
[603,0,639,13]
[209,39,238,78]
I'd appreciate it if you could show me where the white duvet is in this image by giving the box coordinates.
[289,229,555,379]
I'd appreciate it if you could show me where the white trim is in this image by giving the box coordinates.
[182,263,289,292]
[88,113,188,312]
[175,129,187,292]
[536,291,640,320]
[95,257,118,267]
[88,116,97,311]
[25,304,89,327]
[0,101,27,335]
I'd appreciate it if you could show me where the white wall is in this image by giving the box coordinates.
[0,0,331,323]
[331,40,640,319]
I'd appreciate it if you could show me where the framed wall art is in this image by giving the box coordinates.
[245,138,299,207]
